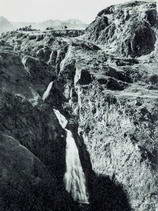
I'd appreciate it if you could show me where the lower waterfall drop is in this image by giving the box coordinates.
[53,109,89,204]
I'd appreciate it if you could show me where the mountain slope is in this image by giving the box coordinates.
[0,17,87,33]
[34,19,87,30]
[86,1,157,57]
[0,16,13,33]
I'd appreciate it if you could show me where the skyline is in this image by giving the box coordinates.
[0,0,142,24]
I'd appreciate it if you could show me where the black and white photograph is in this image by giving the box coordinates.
[0,0,157,210]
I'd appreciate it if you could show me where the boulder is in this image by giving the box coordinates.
[75,69,93,86]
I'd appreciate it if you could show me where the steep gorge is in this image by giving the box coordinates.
[0,1,158,211]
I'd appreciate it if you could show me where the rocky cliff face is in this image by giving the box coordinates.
[86,1,157,57]
[55,38,158,211]
[0,50,94,210]
[0,1,158,211]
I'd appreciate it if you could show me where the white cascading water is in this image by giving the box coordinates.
[53,109,89,204]
[42,82,89,204]
[42,81,54,101]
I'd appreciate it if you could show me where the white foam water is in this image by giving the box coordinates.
[53,109,89,204]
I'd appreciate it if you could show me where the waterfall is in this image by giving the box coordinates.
[43,82,89,204]
[42,81,53,101]
[53,109,89,204]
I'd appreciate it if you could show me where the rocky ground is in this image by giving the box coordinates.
[0,1,158,211]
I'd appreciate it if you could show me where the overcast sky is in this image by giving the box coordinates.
[0,0,156,23]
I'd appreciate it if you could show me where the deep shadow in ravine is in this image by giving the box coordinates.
[90,174,132,211]
[68,124,132,211]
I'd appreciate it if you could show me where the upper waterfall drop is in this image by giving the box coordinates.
[53,109,89,204]
[42,81,54,101]
[53,109,68,129]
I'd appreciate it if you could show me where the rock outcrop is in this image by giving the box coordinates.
[86,1,157,57]
[0,133,68,211]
